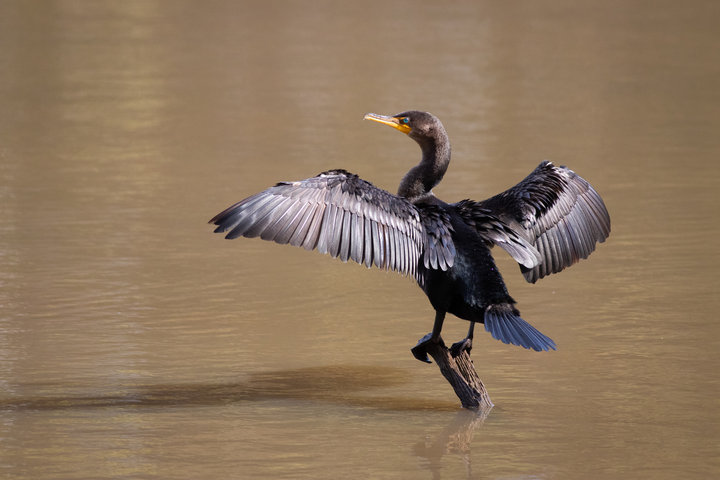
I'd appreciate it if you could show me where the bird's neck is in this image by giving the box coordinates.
[398,131,451,201]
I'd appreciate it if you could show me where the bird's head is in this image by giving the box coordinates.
[364,110,445,144]
[364,110,451,199]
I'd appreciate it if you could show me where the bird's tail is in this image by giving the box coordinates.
[484,304,556,351]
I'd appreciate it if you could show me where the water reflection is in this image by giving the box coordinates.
[413,409,491,480]
[0,365,461,412]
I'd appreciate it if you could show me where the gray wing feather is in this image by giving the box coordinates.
[459,161,610,283]
[518,164,610,282]
[210,170,447,278]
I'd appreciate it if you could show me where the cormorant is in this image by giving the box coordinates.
[210,111,610,363]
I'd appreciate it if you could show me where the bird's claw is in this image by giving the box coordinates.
[411,333,443,363]
[450,337,472,357]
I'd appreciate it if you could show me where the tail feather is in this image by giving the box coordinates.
[484,304,556,351]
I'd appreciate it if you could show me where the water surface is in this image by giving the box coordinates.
[1,1,719,479]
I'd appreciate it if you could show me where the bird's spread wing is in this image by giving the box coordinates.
[458,161,611,283]
[210,169,454,278]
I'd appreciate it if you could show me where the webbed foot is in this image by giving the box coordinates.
[450,337,473,357]
[411,333,444,363]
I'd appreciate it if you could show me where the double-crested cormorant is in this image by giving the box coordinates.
[210,111,610,363]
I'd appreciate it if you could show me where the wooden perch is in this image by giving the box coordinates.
[425,340,493,410]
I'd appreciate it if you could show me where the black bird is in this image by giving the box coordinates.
[210,111,610,363]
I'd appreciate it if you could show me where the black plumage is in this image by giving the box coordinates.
[210,111,610,362]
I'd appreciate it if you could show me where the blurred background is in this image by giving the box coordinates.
[1,1,718,479]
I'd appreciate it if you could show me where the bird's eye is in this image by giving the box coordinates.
[402,117,410,124]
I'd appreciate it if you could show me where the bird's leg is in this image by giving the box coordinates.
[450,321,475,357]
[411,311,446,363]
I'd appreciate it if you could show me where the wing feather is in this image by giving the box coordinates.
[361,217,370,267]
[350,212,363,264]
[300,203,325,251]
[265,199,306,243]
[386,224,396,271]
[210,170,443,278]
[371,220,383,268]
[339,209,352,262]
[456,161,610,283]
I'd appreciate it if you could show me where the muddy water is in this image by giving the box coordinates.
[1,1,718,479]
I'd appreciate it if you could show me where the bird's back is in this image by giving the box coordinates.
[416,200,514,322]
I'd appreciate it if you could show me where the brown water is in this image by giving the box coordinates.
[1,1,719,479]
